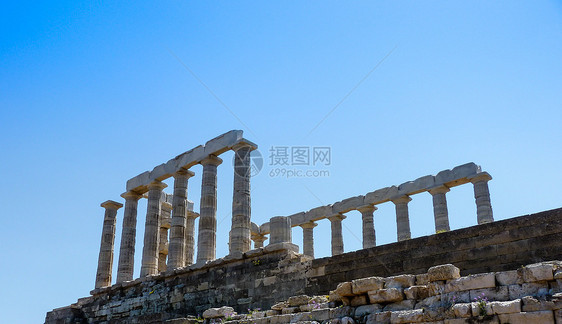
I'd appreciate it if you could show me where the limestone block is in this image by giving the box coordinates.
[329,306,352,318]
[389,309,423,323]
[364,186,398,205]
[289,212,306,226]
[310,296,329,304]
[351,277,384,295]
[521,263,554,282]
[305,205,333,222]
[452,163,480,180]
[329,290,342,302]
[335,282,354,297]
[382,299,415,312]
[414,295,441,309]
[451,303,472,317]
[269,314,292,324]
[202,306,235,319]
[309,308,330,321]
[443,290,471,304]
[416,273,429,285]
[271,302,289,311]
[368,288,404,304]
[265,310,281,316]
[332,196,364,214]
[350,295,368,306]
[204,130,244,156]
[496,270,523,286]
[508,282,550,299]
[427,281,446,296]
[288,295,311,307]
[354,304,383,317]
[173,146,205,170]
[281,307,299,314]
[497,310,555,324]
[149,163,173,182]
[384,275,416,289]
[427,264,460,282]
[126,171,150,192]
[404,286,430,300]
[413,175,436,193]
[289,311,313,322]
[445,273,495,292]
[522,296,558,311]
[490,299,521,314]
[366,311,391,324]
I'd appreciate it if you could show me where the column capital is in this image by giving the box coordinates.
[468,172,492,184]
[174,169,195,179]
[251,233,267,241]
[300,221,318,229]
[147,180,167,190]
[100,200,123,210]
[161,201,173,212]
[200,154,223,166]
[357,204,377,214]
[428,185,450,195]
[120,191,143,201]
[231,139,258,152]
[187,211,200,219]
[392,195,412,204]
[328,213,346,222]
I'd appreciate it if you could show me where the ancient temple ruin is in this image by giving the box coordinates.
[46,130,562,324]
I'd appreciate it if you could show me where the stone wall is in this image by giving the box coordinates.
[45,208,562,323]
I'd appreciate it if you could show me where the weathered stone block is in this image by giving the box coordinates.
[288,295,311,307]
[384,275,415,289]
[329,306,352,318]
[404,286,430,300]
[445,273,495,292]
[490,299,521,314]
[368,288,404,304]
[469,287,509,302]
[496,270,523,286]
[271,301,288,311]
[427,264,460,282]
[508,282,550,300]
[366,311,391,324]
[521,295,558,312]
[352,277,384,295]
[390,309,423,323]
[310,308,330,321]
[354,304,383,318]
[364,186,398,205]
[281,306,299,314]
[520,263,554,282]
[497,310,555,324]
[350,295,368,307]
[451,303,471,317]
[203,306,235,319]
[471,301,493,317]
[382,299,415,312]
[332,196,364,214]
[415,273,429,285]
[335,282,354,297]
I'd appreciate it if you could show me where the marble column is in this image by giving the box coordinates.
[184,210,199,266]
[140,181,167,277]
[95,200,123,289]
[429,185,451,232]
[116,191,142,283]
[158,201,172,273]
[251,233,266,249]
[328,214,346,256]
[357,205,377,249]
[269,216,292,244]
[392,196,412,241]
[167,169,194,269]
[300,222,317,258]
[230,141,257,254]
[470,172,494,224]
[196,155,222,263]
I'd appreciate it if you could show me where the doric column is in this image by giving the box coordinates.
[429,185,451,232]
[184,210,199,266]
[167,169,194,269]
[230,141,257,254]
[95,200,123,289]
[140,180,167,277]
[251,233,267,249]
[328,214,346,256]
[300,222,317,258]
[470,172,494,224]
[392,196,412,241]
[158,201,172,273]
[269,216,292,244]
[116,191,142,283]
[357,205,377,249]
[196,155,223,263]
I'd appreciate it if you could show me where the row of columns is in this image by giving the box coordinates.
[95,142,256,289]
[273,174,494,259]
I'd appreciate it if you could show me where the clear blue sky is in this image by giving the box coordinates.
[1,1,561,323]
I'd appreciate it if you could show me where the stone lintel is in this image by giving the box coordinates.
[100,200,123,210]
[231,138,258,152]
[332,195,365,214]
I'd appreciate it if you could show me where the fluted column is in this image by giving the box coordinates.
[230,141,257,254]
[158,201,172,273]
[251,233,266,249]
[167,170,194,269]
[300,222,317,258]
[357,205,377,249]
[184,210,199,266]
[392,196,412,241]
[429,185,451,232]
[116,191,142,283]
[95,200,123,289]
[140,181,167,277]
[328,214,346,256]
[196,155,223,263]
[470,173,494,224]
